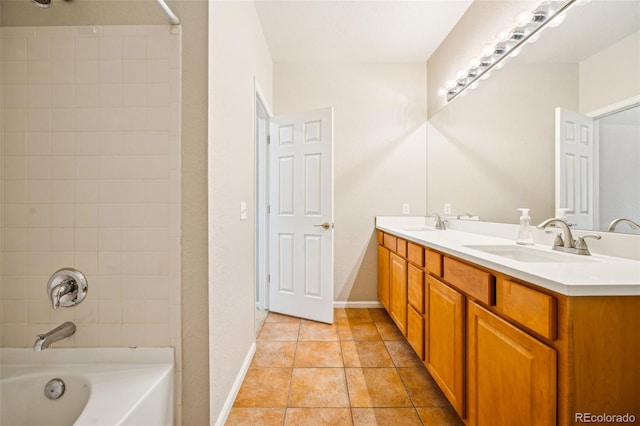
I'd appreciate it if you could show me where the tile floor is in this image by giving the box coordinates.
[226,308,464,425]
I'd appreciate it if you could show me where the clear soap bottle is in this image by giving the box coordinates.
[516,208,534,245]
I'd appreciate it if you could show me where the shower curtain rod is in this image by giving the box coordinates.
[156,0,180,25]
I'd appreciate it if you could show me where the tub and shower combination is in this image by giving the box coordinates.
[0,0,179,426]
[0,348,174,426]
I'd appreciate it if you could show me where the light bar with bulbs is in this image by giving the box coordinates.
[441,0,579,102]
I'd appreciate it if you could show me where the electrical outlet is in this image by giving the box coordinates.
[444,203,452,215]
[402,203,410,215]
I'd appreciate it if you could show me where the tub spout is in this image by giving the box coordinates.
[33,321,76,352]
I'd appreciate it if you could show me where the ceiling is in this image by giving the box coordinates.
[254,0,474,63]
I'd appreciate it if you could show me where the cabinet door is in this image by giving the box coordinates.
[467,301,556,426]
[425,276,465,417]
[389,252,407,335]
[408,263,424,313]
[407,305,424,359]
[377,245,390,311]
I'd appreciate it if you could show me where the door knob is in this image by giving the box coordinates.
[313,222,332,230]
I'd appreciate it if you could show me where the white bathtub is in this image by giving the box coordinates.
[0,347,174,426]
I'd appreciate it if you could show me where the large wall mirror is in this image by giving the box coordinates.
[427,0,639,234]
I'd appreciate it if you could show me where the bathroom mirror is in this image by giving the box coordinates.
[427,0,640,234]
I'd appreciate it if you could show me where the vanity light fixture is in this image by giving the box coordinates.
[443,0,578,102]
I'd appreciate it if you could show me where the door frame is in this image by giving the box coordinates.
[255,79,273,311]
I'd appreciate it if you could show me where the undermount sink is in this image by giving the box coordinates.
[464,244,596,263]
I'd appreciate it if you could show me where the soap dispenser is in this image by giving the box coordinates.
[516,208,534,245]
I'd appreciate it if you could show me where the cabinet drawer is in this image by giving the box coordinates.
[408,264,425,313]
[425,249,442,277]
[407,242,424,267]
[397,238,407,257]
[497,279,557,340]
[443,257,495,305]
[377,230,384,244]
[383,233,397,251]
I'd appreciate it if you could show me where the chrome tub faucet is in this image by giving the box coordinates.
[33,321,76,352]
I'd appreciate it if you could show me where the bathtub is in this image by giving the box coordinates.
[0,347,174,426]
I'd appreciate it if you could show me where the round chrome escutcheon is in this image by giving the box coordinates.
[44,378,66,400]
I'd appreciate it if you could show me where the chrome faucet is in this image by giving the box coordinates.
[33,321,76,352]
[608,218,640,233]
[49,278,76,309]
[426,212,446,230]
[537,218,601,255]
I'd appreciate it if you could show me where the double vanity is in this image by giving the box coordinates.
[376,216,639,426]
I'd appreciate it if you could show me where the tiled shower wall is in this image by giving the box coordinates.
[0,25,181,352]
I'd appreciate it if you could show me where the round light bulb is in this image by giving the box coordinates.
[437,88,446,98]
[515,10,532,26]
[481,44,495,57]
[548,12,566,27]
[468,57,480,68]
[496,28,511,42]
[445,80,456,90]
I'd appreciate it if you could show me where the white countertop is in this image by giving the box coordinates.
[376,216,640,296]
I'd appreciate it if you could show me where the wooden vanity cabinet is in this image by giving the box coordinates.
[425,275,465,417]
[467,301,557,426]
[377,244,390,311]
[377,229,640,426]
[406,261,425,359]
[389,252,407,334]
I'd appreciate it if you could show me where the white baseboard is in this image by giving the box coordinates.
[333,301,383,309]
[214,342,256,426]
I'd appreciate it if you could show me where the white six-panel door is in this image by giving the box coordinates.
[555,107,595,230]
[269,107,334,324]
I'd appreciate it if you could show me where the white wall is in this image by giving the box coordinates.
[274,63,427,302]
[208,1,273,423]
[580,31,640,114]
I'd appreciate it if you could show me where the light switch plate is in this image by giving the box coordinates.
[240,201,247,220]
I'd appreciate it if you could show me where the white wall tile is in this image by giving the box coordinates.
[27,85,51,108]
[2,25,180,351]
[50,60,75,85]
[27,132,51,155]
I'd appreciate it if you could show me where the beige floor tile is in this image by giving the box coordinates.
[298,321,339,341]
[232,309,462,423]
[352,407,423,426]
[294,341,343,367]
[385,340,424,367]
[288,368,350,407]
[335,308,374,324]
[266,312,302,323]
[226,408,285,425]
[416,407,465,425]
[345,367,412,407]
[397,367,450,407]
[338,323,381,341]
[252,341,297,368]
[369,308,393,322]
[257,322,300,342]
[341,340,394,367]
[375,321,405,341]
[284,408,352,425]
[233,368,292,408]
